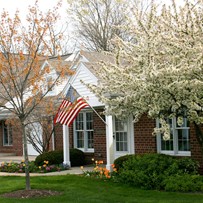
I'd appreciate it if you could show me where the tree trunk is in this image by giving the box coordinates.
[21,121,31,190]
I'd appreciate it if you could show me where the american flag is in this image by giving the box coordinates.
[54,86,89,126]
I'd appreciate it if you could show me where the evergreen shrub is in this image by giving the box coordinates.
[35,148,85,167]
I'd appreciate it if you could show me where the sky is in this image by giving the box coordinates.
[0,0,68,26]
[0,0,187,52]
[0,0,186,22]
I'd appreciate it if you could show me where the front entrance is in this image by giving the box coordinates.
[113,116,134,159]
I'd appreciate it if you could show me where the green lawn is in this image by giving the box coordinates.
[0,175,202,203]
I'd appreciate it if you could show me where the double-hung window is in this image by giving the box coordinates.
[74,111,94,152]
[3,121,13,146]
[156,117,190,156]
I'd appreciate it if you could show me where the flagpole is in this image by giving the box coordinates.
[87,103,108,126]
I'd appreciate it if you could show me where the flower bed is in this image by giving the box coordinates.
[0,160,69,173]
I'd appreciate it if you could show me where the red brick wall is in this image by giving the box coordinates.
[190,124,203,174]
[92,109,106,163]
[0,121,23,156]
[54,123,63,150]
[134,114,157,154]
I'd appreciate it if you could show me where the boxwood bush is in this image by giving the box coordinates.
[35,148,85,167]
[114,154,135,172]
[164,174,203,192]
[116,153,199,190]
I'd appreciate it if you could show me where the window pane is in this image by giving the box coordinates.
[161,131,173,151]
[87,131,94,148]
[115,118,127,131]
[77,131,84,148]
[3,123,12,146]
[176,118,189,128]
[178,129,190,151]
[115,132,128,152]
[76,113,83,130]
[86,112,93,130]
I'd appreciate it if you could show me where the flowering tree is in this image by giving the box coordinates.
[88,1,203,149]
[0,2,72,190]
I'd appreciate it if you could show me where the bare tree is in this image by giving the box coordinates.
[26,116,54,154]
[67,0,132,52]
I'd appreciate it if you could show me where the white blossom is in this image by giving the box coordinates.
[87,1,203,140]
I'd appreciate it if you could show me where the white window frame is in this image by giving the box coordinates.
[156,117,191,156]
[3,121,13,146]
[73,111,94,153]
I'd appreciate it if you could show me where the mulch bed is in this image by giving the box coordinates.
[2,189,62,198]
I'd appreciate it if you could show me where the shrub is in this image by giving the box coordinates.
[70,148,85,166]
[35,148,85,167]
[164,174,203,192]
[114,154,135,172]
[116,153,199,190]
[35,150,63,166]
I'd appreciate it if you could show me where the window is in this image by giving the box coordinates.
[156,117,190,156]
[74,111,94,152]
[114,117,128,152]
[3,121,13,146]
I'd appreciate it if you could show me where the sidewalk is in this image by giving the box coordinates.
[0,155,94,176]
[0,155,36,163]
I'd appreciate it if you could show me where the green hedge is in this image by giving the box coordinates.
[114,154,135,172]
[164,174,203,192]
[115,153,200,191]
[35,148,85,167]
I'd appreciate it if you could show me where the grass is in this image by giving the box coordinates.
[0,175,203,203]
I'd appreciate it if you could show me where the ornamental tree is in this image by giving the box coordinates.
[0,1,72,190]
[88,1,203,149]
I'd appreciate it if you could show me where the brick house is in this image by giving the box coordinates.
[0,51,203,173]
[53,51,203,172]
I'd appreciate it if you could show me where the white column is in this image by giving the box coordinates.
[105,115,114,171]
[63,125,71,166]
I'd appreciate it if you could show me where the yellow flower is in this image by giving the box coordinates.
[21,160,24,163]
[43,164,46,167]
[23,164,25,167]
[44,160,49,164]
[39,166,41,169]
[80,166,84,170]
[91,158,94,161]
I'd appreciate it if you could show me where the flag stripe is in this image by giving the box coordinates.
[61,97,88,125]
[63,99,89,126]
[57,100,72,122]
[54,86,89,127]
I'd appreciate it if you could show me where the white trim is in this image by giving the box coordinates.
[129,115,135,154]
[63,125,71,166]
[106,115,114,171]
